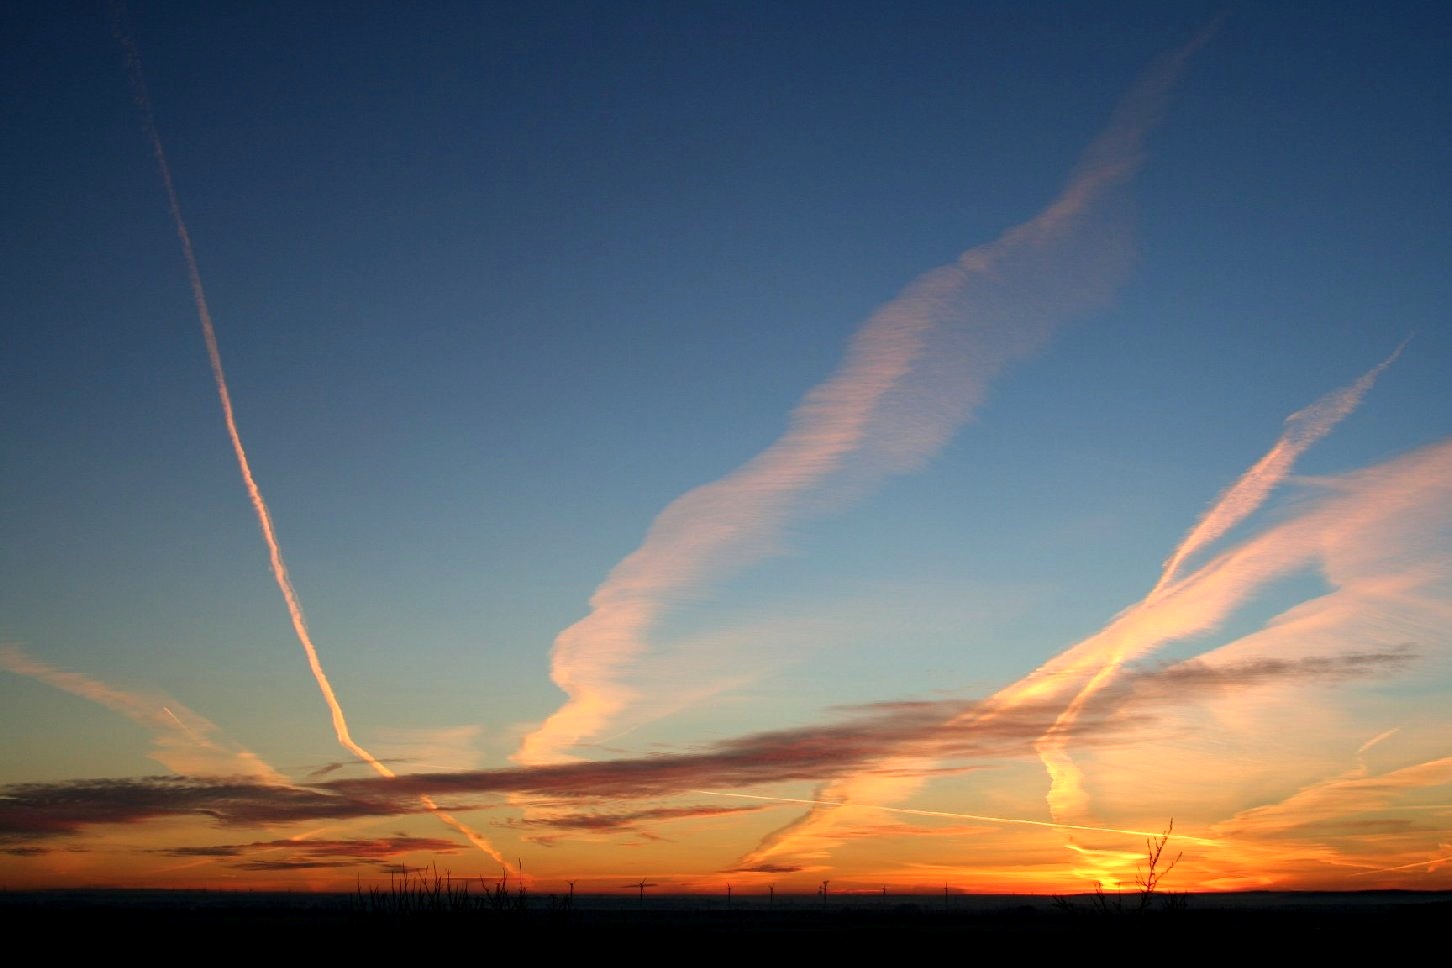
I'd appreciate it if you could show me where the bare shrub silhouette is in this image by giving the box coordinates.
[1053,819,1185,915]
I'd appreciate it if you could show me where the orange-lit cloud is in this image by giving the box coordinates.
[738,426,1452,870]
[1,640,1407,852]
[1036,347,1406,825]
[1217,756,1452,840]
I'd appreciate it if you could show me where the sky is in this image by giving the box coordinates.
[2,1,1450,895]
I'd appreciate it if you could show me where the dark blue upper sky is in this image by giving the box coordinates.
[2,0,1449,779]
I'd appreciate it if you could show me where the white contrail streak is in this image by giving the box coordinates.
[744,358,1428,867]
[1,641,285,781]
[1036,349,1407,821]
[692,789,1221,845]
[1349,851,1451,876]
[1151,339,1407,596]
[109,3,508,870]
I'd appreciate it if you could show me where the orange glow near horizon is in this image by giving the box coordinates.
[5,9,1447,900]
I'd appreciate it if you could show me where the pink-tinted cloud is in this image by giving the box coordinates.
[517,24,1218,767]
[740,431,1452,868]
[0,644,1402,850]
[1037,349,1408,823]
[1217,756,1452,840]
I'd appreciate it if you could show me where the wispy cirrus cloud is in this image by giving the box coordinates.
[1151,340,1406,595]
[1217,756,1452,840]
[0,639,1411,849]
[1035,348,1408,826]
[5,412,1439,864]
[739,427,1452,869]
[1137,751,1452,889]
[516,23,1221,768]
[0,643,285,782]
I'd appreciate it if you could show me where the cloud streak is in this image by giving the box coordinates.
[110,2,508,871]
[517,23,1219,767]
[739,420,1451,868]
[154,836,464,872]
[1217,756,1452,840]
[1035,348,1407,824]
[0,775,401,842]
[506,804,767,847]
[0,643,283,782]
[1152,339,1407,595]
[9,436,1434,880]
[0,640,1407,848]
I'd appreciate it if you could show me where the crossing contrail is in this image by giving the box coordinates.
[1036,348,1407,822]
[1151,340,1407,597]
[743,349,1415,866]
[109,2,509,871]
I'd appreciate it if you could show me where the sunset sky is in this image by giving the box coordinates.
[3,2,1450,895]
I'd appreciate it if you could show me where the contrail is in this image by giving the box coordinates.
[734,25,1223,870]
[161,705,205,743]
[1349,850,1451,876]
[692,789,1222,845]
[109,3,509,870]
[518,20,1221,768]
[744,351,1419,866]
[1357,728,1400,756]
[1151,339,1407,597]
[1,642,284,781]
[1036,348,1407,822]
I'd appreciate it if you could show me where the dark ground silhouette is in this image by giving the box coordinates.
[2,889,1446,954]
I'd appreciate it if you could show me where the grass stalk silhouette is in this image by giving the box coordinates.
[353,865,542,922]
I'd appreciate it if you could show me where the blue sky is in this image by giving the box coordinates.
[2,2,1449,890]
